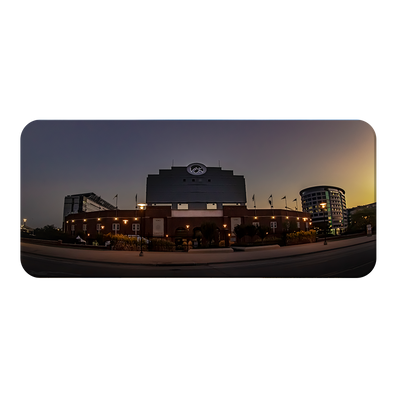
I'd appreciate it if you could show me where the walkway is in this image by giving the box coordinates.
[21,235,376,266]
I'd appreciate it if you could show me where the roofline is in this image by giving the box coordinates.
[299,185,345,196]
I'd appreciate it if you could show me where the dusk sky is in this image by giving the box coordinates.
[20,120,375,229]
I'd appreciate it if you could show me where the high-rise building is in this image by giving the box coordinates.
[299,186,348,234]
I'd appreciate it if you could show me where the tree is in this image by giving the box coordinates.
[256,225,269,240]
[349,208,376,232]
[233,224,246,241]
[193,228,203,247]
[33,224,75,243]
[288,221,298,233]
[234,224,270,243]
[244,224,257,238]
[200,222,218,247]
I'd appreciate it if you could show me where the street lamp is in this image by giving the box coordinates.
[138,203,147,256]
[320,202,327,245]
[223,224,229,247]
[186,225,190,251]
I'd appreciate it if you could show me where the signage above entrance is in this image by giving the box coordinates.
[187,163,207,176]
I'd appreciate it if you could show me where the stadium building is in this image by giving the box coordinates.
[63,163,311,241]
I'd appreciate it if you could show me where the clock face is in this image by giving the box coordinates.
[187,163,207,175]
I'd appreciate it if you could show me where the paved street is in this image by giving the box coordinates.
[20,235,376,278]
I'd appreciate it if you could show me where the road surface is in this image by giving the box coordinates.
[21,240,376,278]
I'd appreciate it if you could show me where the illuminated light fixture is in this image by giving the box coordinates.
[138,203,147,210]
[84,219,87,222]
[114,217,118,220]
[98,218,101,221]
[134,217,138,221]
[123,220,128,224]
[228,233,231,237]
[272,216,275,219]
[101,225,105,229]
[254,216,258,220]
[166,234,168,238]
[186,225,190,229]
[286,216,289,219]
[72,220,75,222]
[87,233,90,236]
[297,217,299,220]
[309,222,312,225]
[66,221,69,223]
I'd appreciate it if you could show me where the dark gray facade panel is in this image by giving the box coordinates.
[146,166,247,204]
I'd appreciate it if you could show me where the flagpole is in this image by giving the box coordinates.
[114,194,118,236]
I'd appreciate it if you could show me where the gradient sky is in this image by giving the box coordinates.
[20,120,376,228]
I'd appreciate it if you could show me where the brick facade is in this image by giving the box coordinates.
[64,205,312,240]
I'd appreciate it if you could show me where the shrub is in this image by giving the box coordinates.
[286,230,316,245]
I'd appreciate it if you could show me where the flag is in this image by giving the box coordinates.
[293,198,297,202]
[281,196,286,200]
[269,195,272,199]
[268,199,272,205]
[252,194,255,201]
[113,194,118,199]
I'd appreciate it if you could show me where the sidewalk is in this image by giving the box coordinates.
[21,235,376,266]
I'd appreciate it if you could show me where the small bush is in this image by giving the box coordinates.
[286,230,317,245]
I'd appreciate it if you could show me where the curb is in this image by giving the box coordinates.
[21,238,376,268]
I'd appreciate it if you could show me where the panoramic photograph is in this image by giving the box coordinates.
[20,120,376,277]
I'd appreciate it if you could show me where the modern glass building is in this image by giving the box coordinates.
[299,186,348,234]
[63,192,116,218]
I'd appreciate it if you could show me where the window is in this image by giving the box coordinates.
[112,223,120,231]
[132,223,140,233]
[83,224,87,231]
[71,225,75,232]
[252,222,260,227]
[270,221,277,229]
[297,222,300,229]
[96,224,101,231]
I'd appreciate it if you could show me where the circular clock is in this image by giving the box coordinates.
[187,163,207,175]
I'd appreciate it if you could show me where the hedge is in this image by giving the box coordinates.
[286,230,317,245]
